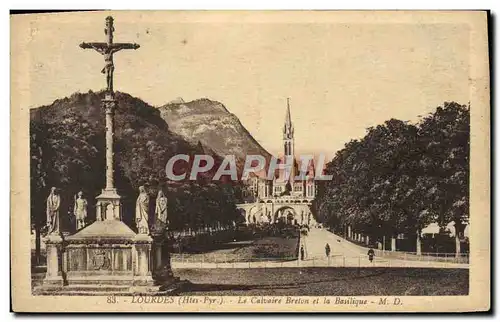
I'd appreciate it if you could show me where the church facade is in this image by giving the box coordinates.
[238,99,317,226]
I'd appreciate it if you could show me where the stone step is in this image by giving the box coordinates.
[33,280,190,296]
[65,276,143,286]
[39,284,132,292]
[32,272,45,281]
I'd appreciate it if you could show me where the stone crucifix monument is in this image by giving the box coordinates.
[37,16,161,294]
[37,16,183,296]
[79,15,140,219]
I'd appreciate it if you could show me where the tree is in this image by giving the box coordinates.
[418,102,470,257]
[316,102,469,256]
[30,120,48,265]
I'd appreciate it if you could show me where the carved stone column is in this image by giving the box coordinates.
[95,93,122,222]
[133,234,154,286]
[103,93,115,191]
[42,234,64,286]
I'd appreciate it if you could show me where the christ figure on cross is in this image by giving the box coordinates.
[80,16,139,93]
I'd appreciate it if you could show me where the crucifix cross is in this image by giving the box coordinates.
[80,16,140,93]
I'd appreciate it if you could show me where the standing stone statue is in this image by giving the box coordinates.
[154,190,168,230]
[73,191,88,230]
[135,186,150,234]
[46,187,61,235]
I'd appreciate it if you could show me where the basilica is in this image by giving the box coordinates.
[238,99,317,226]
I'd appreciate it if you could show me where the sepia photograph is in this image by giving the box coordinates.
[10,10,490,312]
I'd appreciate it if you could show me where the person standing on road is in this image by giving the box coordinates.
[325,243,331,258]
[367,248,375,263]
[300,245,305,261]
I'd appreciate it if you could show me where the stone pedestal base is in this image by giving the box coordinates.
[41,275,65,287]
[33,221,190,296]
[133,234,154,286]
[153,265,176,285]
[151,232,176,287]
[96,189,121,221]
[42,234,65,287]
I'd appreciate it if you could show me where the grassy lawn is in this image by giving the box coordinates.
[173,267,469,296]
[171,236,299,262]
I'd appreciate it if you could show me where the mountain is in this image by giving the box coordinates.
[158,98,272,168]
[30,91,200,192]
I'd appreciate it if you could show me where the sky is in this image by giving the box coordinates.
[15,11,470,158]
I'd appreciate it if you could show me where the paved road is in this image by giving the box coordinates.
[171,228,468,269]
[301,227,362,258]
[299,227,468,268]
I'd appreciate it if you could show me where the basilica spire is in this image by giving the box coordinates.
[283,98,294,141]
[285,98,292,128]
[283,98,294,159]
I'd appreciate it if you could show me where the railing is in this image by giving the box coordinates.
[169,253,469,269]
[370,250,469,264]
[343,236,470,264]
[256,196,315,203]
[170,253,297,264]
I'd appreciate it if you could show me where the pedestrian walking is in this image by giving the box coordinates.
[367,247,375,263]
[325,243,331,258]
[300,245,305,261]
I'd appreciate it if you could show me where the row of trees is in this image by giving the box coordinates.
[315,102,469,257]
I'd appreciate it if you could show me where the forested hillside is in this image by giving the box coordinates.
[30,91,244,235]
